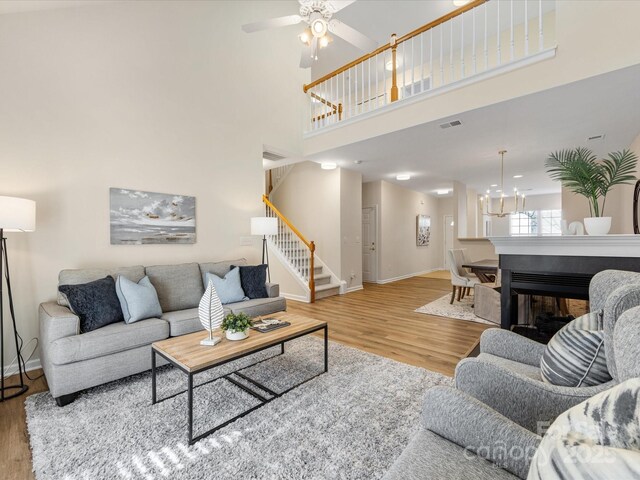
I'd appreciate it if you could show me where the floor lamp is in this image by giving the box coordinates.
[251,217,278,282]
[0,196,36,401]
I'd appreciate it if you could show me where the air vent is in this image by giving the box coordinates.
[587,134,605,141]
[263,151,286,161]
[439,120,463,129]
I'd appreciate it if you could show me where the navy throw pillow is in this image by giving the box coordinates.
[231,264,268,299]
[59,276,124,333]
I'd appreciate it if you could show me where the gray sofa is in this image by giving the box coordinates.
[39,258,286,406]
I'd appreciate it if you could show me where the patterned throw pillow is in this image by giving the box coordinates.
[58,276,124,333]
[540,311,612,387]
[528,378,640,480]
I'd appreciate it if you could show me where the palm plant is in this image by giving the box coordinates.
[546,147,638,217]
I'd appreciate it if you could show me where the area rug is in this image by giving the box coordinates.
[415,294,495,325]
[26,337,452,480]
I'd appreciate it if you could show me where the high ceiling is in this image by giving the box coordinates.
[306,64,640,197]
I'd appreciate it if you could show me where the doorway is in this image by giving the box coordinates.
[362,206,378,283]
[443,215,454,269]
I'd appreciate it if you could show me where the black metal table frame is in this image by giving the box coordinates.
[151,324,328,445]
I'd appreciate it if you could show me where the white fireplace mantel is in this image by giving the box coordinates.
[489,235,640,258]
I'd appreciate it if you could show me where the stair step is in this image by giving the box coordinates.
[315,283,341,300]
[314,273,332,286]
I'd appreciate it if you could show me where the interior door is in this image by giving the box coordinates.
[362,207,377,283]
[444,215,454,269]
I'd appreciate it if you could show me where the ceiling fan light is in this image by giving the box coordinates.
[310,17,327,37]
[299,27,312,45]
[319,34,332,48]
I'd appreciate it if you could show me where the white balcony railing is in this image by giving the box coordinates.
[303,0,556,133]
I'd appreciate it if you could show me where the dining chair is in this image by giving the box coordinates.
[448,249,480,304]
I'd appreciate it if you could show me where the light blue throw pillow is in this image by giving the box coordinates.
[205,267,247,305]
[115,275,162,324]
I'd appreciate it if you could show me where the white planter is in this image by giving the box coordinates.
[584,217,612,235]
[225,329,248,341]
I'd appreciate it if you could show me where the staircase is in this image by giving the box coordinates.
[263,195,341,302]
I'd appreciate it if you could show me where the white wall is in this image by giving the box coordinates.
[0,1,309,368]
[363,180,443,282]
[269,161,363,292]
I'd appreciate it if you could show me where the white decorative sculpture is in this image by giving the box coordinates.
[562,220,585,236]
[199,280,224,346]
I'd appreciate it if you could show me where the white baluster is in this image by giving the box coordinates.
[383,50,388,104]
[538,0,544,51]
[450,18,454,82]
[484,1,489,70]
[461,11,465,79]
[440,25,444,85]
[420,31,424,92]
[472,6,477,74]
[355,62,359,115]
[341,71,345,121]
[402,40,406,98]
[368,57,371,112]
[497,0,502,66]
[348,67,352,119]
[525,0,529,56]
[510,0,515,61]
[361,61,365,112]
[375,53,379,109]
[411,36,415,96]
[429,28,433,89]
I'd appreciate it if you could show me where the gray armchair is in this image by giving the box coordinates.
[455,269,640,432]
[383,387,540,480]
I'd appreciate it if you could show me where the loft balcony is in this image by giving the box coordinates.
[302,0,557,137]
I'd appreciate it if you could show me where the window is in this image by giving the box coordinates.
[510,209,562,236]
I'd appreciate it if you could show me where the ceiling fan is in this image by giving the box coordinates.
[241,0,378,68]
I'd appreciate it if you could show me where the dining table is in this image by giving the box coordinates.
[461,259,499,283]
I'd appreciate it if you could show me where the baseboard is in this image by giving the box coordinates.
[376,268,443,285]
[281,292,311,303]
[3,357,42,380]
[345,285,364,294]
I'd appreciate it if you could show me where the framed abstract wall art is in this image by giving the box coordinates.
[110,188,196,245]
[416,214,431,246]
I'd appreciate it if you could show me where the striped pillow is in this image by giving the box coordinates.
[540,311,612,387]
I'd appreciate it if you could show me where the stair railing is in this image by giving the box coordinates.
[303,0,555,132]
[262,195,316,303]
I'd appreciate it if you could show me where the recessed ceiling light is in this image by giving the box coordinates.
[321,162,337,170]
[396,174,410,181]
[495,189,502,193]
[354,160,363,164]
[513,174,523,179]
[436,189,450,195]
[490,184,498,187]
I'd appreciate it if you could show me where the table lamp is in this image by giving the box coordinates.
[0,196,36,401]
[251,216,278,282]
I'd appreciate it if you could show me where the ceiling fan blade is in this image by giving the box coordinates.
[324,0,357,13]
[242,15,302,33]
[328,19,377,52]
[300,45,313,68]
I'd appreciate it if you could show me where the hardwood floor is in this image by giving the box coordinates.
[288,276,492,376]
[0,275,491,480]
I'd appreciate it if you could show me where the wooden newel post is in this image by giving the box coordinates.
[390,33,398,102]
[309,241,316,303]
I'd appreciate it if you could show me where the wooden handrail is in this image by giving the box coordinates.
[262,195,313,250]
[303,0,487,93]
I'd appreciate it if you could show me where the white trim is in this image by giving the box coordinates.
[304,47,557,138]
[280,292,311,303]
[345,285,364,294]
[376,268,443,284]
[3,358,41,380]
[488,234,640,257]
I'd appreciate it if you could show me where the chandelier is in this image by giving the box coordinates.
[479,150,526,218]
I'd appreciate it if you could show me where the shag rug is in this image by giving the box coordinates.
[26,337,452,480]
[415,294,495,325]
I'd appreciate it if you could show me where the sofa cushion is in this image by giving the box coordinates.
[145,263,204,312]
[205,268,247,304]
[540,311,612,387]
[49,318,168,365]
[199,258,247,283]
[58,276,124,333]
[57,265,145,307]
[115,275,162,324]
[162,307,231,337]
[226,297,286,318]
[233,264,269,299]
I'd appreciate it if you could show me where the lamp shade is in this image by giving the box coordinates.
[0,196,36,232]
[251,217,277,236]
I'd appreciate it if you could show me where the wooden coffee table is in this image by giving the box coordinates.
[151,312,328,445]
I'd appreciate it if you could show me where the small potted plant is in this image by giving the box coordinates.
[221,312,252,341]
[546,147,637,235]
